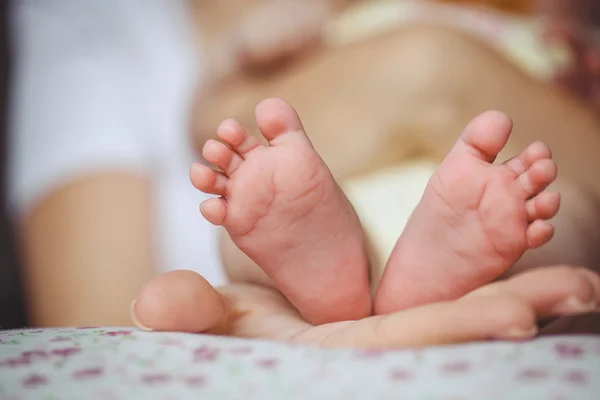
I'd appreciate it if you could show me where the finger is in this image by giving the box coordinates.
[310,295,537,348]
[466,265,600,318]
[311,267,600,349]
[131,271,232,333]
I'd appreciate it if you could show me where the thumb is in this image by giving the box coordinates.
[131,271,232,333]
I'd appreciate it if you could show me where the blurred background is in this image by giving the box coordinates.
[1,0,600,330]
[1,0,27,329]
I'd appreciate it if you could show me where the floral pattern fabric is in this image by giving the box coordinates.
[0,328,599,399]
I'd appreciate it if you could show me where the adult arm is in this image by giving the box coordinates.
[22,175,155,326]
[10,1,163,326]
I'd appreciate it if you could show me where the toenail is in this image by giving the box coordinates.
[130,300,154,332]
[499,326,538,340]
[552,296,597,315]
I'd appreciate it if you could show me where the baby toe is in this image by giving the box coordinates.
[518,159,558,198]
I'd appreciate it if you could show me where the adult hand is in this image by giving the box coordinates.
[228,0,335,75]
[131,266,599,348]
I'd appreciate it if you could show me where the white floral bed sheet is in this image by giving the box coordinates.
[0,328,599,400]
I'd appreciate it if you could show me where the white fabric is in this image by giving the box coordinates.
[8,0,225,285]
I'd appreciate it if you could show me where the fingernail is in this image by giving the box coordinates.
[501,326,538,340]
[553,296,597,315]
[130,300,153,332]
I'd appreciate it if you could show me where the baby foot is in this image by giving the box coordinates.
[374,111,560,314]
[192,98,371,325]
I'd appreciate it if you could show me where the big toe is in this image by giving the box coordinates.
[455,110,513,163]
[255,98,312,146]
